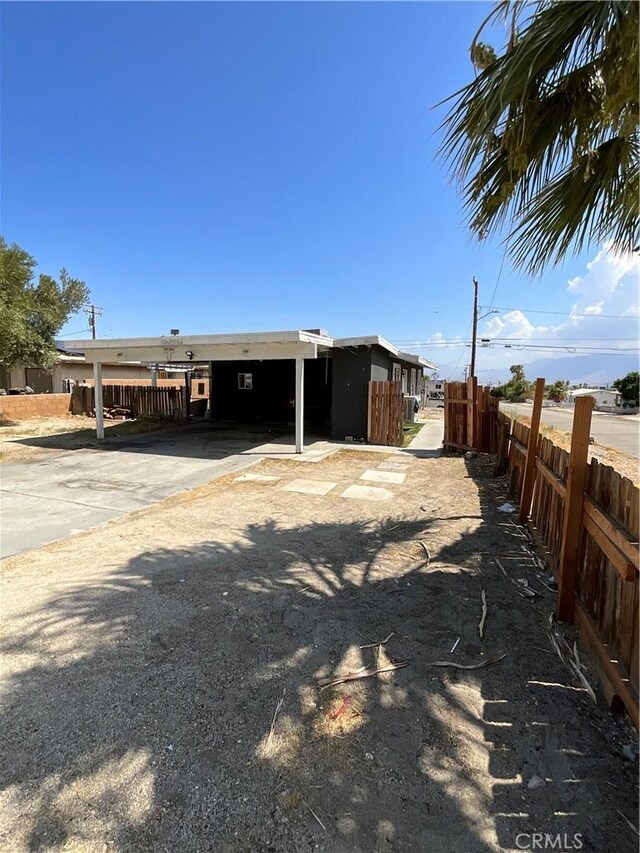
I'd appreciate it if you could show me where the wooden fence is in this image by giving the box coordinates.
[444,379,498,453]
[496,389,639,727]
[71,384,188,422]
[368,380,403,446]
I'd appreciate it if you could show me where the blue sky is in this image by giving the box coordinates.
[2,1,638,381]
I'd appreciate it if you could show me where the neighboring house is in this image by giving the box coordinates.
[0,348,206,394]
[423,378,445,409]
[425,379,445,400]
[568,388,621,408]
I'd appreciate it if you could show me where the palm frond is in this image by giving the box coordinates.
[508,135,639,273]
[438,0,639,272]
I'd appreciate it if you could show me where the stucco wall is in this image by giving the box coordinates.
[5,362,157,393]
[331,347,371,440]
[330,346,423,441]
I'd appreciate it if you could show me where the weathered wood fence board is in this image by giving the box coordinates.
[368,381,403,446]
[495,389,639,727]
[444,380,498,453]
[70,384,187,422]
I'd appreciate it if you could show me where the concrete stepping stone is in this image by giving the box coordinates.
[281,478,337,496]
[360,469,406,485]
[234,472,280,483]
[376,461,409,472]
[340,484,394,502]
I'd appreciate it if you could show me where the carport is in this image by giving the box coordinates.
[65,330,333,453]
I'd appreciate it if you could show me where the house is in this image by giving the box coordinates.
[64,329,436,451]
[329,337,430,440]
[203,334,431,439]
[424,378,445,406]
[1,348,155,393]
[568,388,621,408]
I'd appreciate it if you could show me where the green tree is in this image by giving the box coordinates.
[0,237,89,368]
[491,363,533,402]
[546,379,570,402]
[439,1,639,274]
[612,371,639,402]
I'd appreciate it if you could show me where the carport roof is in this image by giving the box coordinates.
[64,329,334,364]
[66,329,332,350]
[64,329,437,369]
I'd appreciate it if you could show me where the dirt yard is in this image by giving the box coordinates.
[0,415,167,464]
[1,449,637,852]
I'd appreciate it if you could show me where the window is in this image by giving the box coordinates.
[197,382,205,396]
[238,373,253,390]
[392,363,401,384]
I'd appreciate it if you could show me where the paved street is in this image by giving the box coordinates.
[502,403,640,459]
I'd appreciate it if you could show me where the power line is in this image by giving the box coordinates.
[393,335,640,349]
[395,341,639,354]
[393,336,640,344]
[487,237,510,311]
[485,336,640,342]
[58,328,91,338]
[484,305,638,320]
[450,318,473,379]
[392,338,640,350]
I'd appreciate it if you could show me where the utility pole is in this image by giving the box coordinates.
[469,277,479,380]
[84,304,103,339]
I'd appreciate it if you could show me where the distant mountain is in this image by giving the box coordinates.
[521,354,638,385]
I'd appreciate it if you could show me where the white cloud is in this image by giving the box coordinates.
[470,244,639,379]
[479,245,638,345]
[565,241,637,303]
[415,245,638,381]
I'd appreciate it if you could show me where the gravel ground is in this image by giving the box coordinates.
[1,449,637,852]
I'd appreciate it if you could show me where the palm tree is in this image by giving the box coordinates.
[439,1,639,274]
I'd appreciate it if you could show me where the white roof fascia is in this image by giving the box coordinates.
[398,352,437,370]
[64,329,334,351]
[57,353,86,363]
[335,337,437,370]
[334,335,400,357]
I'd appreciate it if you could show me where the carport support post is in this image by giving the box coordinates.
[150,368,158,388]
[93,361,104,440]
[295,356,304,454]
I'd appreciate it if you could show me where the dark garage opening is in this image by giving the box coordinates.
[208,356,332,433]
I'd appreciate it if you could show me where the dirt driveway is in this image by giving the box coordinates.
[1,450,637,852]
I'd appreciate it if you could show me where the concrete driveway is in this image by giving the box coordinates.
[1,419,445,558]
[0,424,332,558]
